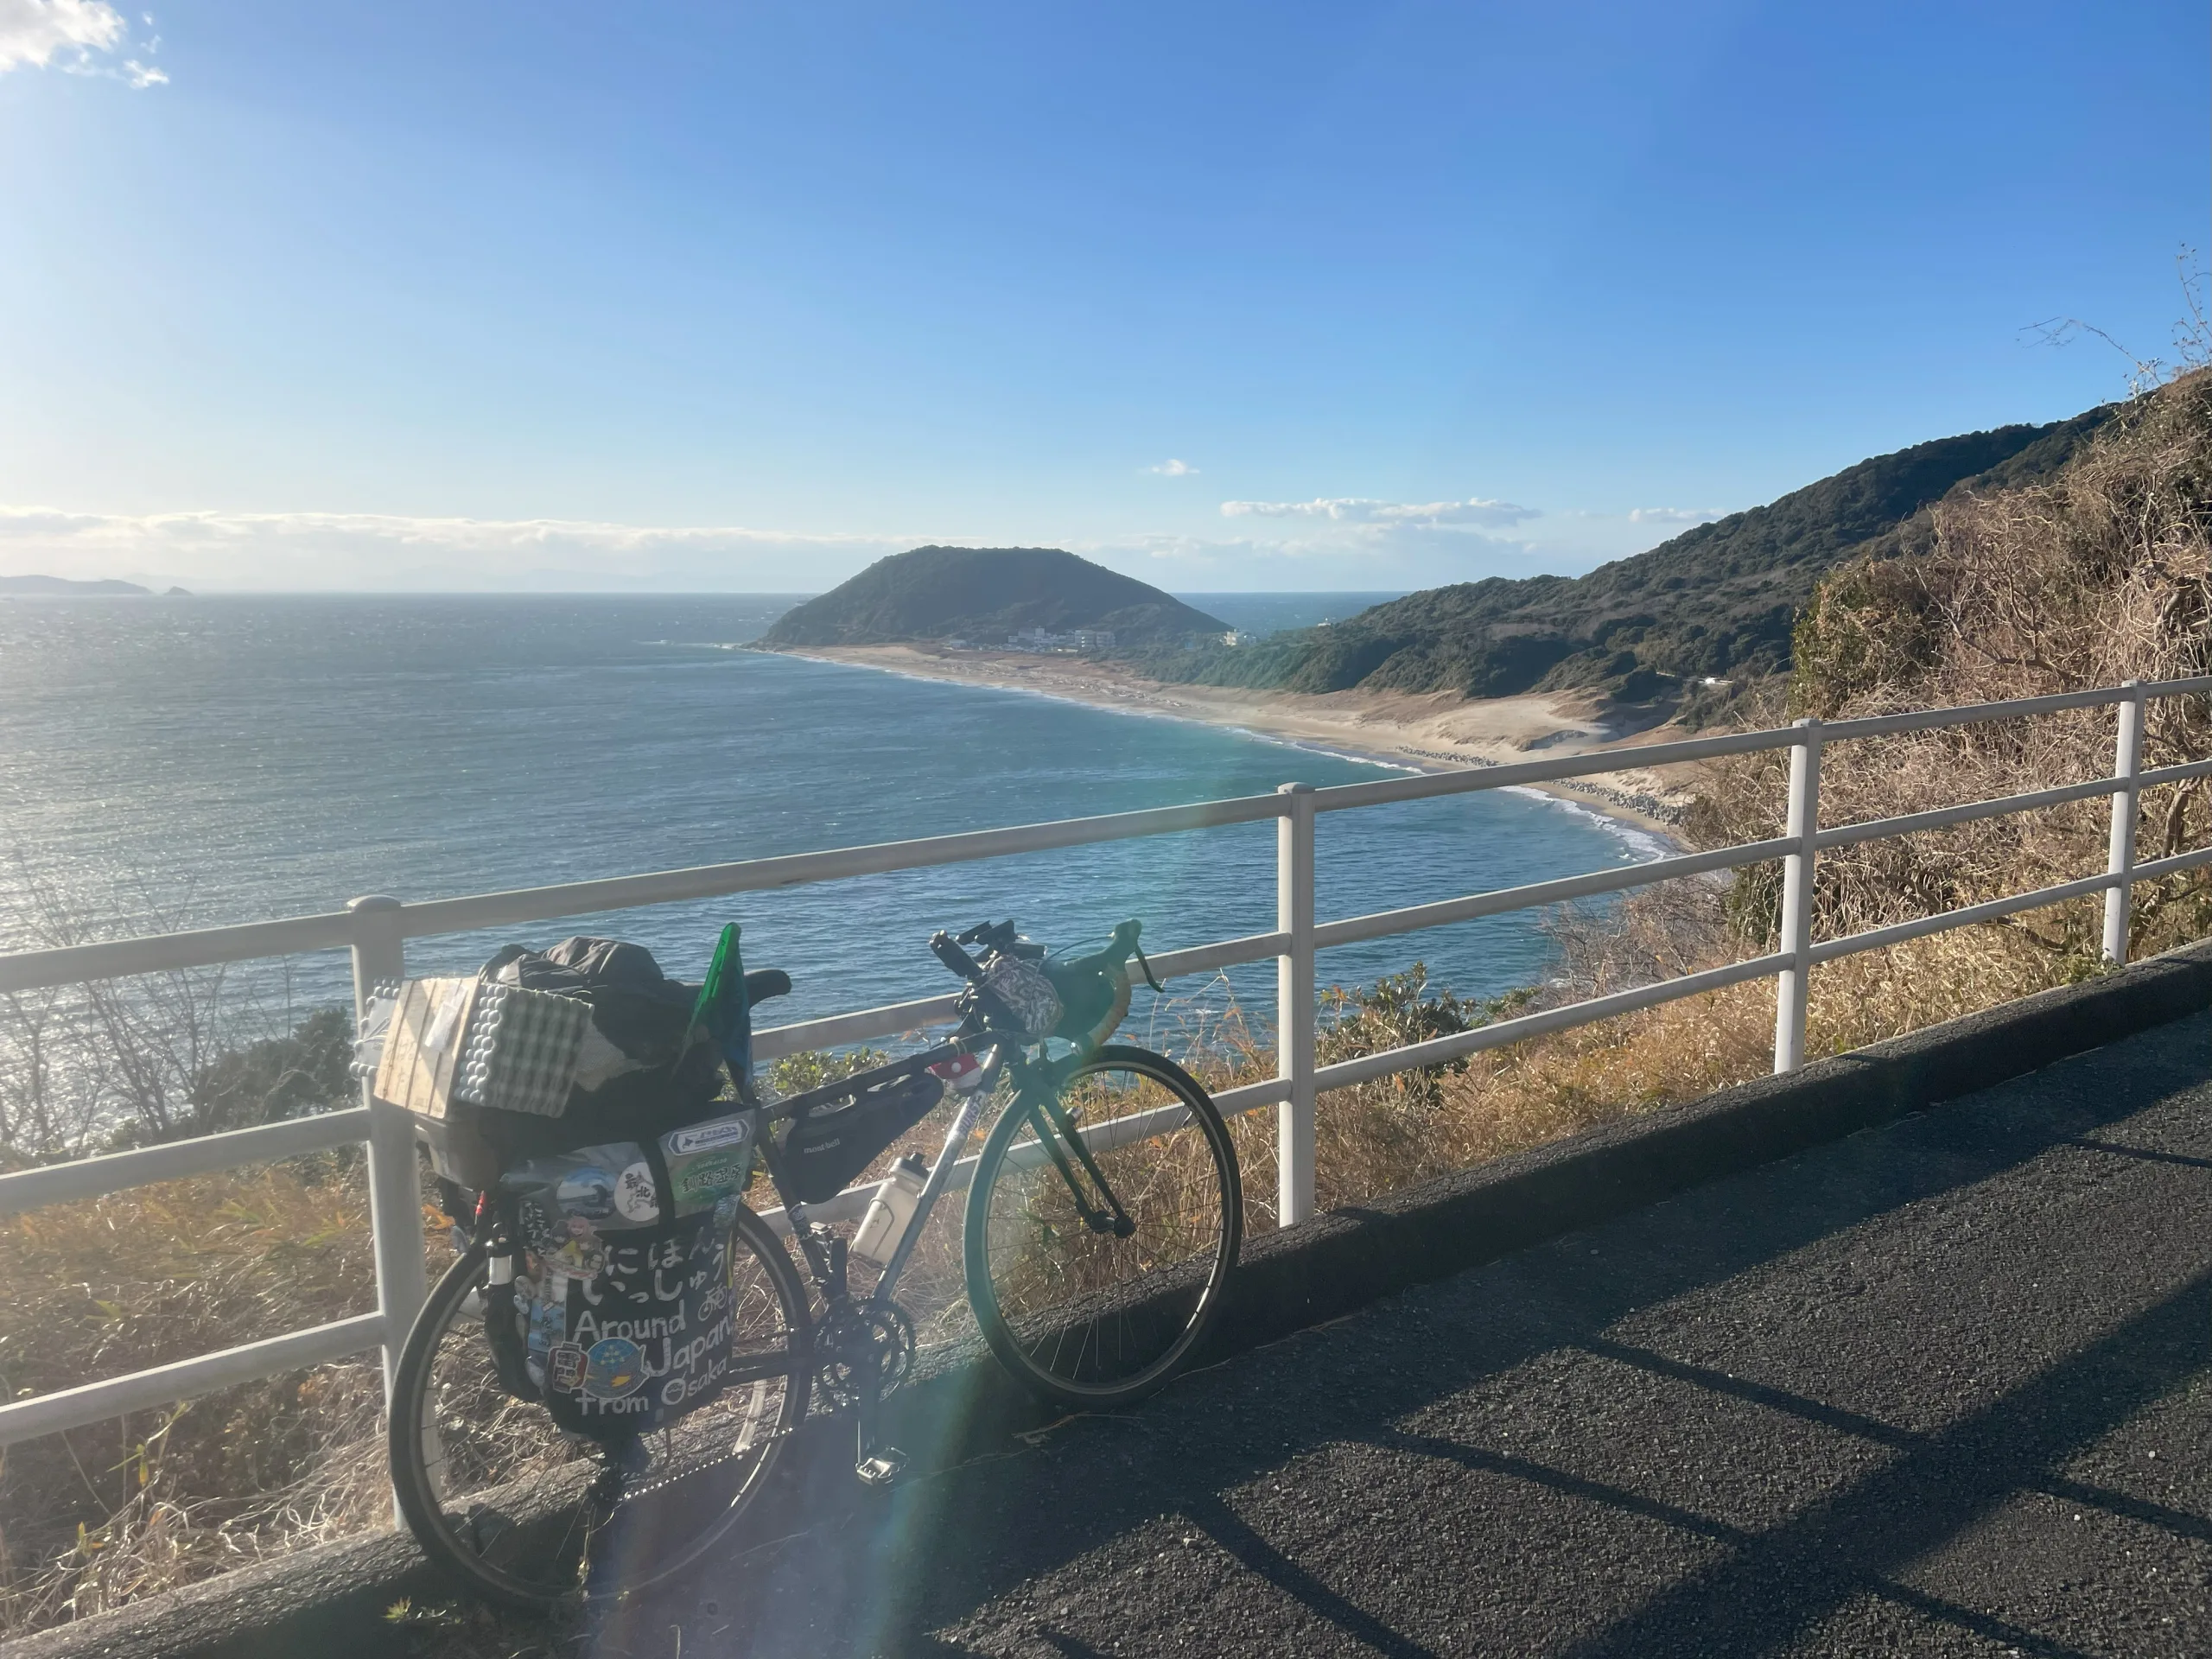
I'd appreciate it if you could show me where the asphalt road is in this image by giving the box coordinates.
[600,1011,2212,1658]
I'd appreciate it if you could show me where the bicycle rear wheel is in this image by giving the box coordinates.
[388,1203,810,1611]
[963,1044,1240,1408]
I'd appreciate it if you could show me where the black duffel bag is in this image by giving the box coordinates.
[474,936,730,1162]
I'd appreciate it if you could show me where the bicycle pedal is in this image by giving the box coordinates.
[855,1446,908,1488]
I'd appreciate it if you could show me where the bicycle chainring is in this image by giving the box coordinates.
[813,1300,917,1410]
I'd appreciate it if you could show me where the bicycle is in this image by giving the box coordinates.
[387,918,1242,1611]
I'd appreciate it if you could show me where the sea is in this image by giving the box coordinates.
[0,594,1661,1044]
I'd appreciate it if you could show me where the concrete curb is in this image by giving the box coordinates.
[15,938,2211,1657]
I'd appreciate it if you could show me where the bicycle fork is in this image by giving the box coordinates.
[1027,1094,1136,1240]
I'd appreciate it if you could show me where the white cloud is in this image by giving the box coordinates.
[0,506,925,592]
[1084,521,1549,589]
[0,499,1602,594]
[1628,506,1724,525]
[1145,459,1198,476]
[0,0,162,82]
[1219,495,1535,528]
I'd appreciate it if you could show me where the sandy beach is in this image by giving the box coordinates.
[773,644,1700,841]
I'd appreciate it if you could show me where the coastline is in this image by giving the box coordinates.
[765,643,1699,845]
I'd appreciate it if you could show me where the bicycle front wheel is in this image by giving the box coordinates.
[964,1044,1240,1408]
[388,1202,810,1611]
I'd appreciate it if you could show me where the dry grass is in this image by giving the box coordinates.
[1323,916,2079,1195]
[1712,368,2212,962]
[0,1154,404,1636]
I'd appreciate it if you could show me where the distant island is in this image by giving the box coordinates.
[0,575,189,596]
[756,545,1227,651]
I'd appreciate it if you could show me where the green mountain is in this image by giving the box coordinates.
[0,575,153,595]
[1132,404,2116,703]
[757,545,1228,648]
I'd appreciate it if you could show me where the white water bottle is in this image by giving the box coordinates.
[852,1154,929,1267]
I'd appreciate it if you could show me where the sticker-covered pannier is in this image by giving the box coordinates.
[483,1107,761,1439]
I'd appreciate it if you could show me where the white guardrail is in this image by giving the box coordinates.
[3,676,2210,1452]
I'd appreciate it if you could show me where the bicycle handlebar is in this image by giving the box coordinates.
[929,930,988,985]
[932,918,1158,987]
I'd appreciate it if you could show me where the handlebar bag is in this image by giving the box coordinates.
[772,1069,945,1205]
[982,957,1062,1036]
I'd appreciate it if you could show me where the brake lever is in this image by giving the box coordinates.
[1132,941,1164,993]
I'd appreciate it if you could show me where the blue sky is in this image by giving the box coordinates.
[0,1,2203,592]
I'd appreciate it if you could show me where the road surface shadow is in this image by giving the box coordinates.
[588,1014,2212,1656]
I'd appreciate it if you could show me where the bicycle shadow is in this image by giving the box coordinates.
[591,1014,2212,1658]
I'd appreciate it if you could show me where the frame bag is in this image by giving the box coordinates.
[772,1070,944,1205]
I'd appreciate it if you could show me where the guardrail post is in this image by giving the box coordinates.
[1276,783,1317,1227]
[350,895,424,1400]
[2102,681,2145,965]
[1772,719,1822,1075]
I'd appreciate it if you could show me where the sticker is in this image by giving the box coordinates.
[556,1166,616,1220]
[546,1232,605,1281]
[929,1052,985,1091]
[423,979,471,1058]
[548,1342,586,1392]
[527,1294,563,1357]
[582,1337,645,1400]
[613,1161,660,1224]
[667,1147,751,1214]
[668,1116,752,1156]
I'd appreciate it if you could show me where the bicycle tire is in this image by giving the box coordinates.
[389,1202,811,1612]
[963,1043,1240,1409]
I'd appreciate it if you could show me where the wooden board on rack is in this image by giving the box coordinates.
[373,976,480,1122]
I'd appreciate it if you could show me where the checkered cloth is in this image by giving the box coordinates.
[457,982,590,1118]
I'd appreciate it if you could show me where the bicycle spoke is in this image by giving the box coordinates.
[967,1048,1239,1406]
